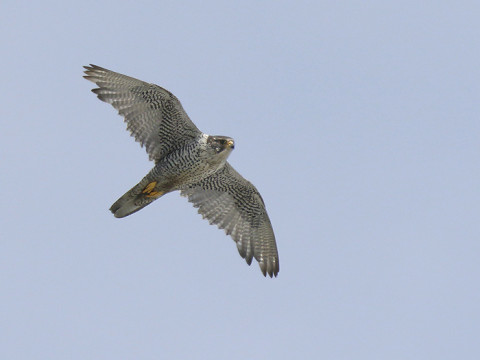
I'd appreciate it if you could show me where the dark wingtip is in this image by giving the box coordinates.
[83,64,95,74]
[261,267,267,277]
[83,65,98,82]
[259,258,279,278]
[83,64,107,81]
[83,64,100,71]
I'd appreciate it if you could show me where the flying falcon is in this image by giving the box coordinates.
[83,65,279,277]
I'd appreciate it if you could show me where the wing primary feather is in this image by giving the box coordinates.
[180,163,279,277]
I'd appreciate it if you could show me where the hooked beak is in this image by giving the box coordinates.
[227,139,235,149]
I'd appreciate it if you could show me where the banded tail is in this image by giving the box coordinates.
[110,177,165,218]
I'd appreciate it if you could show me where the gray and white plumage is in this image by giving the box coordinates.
[83,64,279,277]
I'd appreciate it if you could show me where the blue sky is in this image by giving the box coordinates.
[1,1,479,359]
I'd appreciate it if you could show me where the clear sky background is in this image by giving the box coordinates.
[1,1,479,359]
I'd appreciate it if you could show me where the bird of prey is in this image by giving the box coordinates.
[83,65,279,277]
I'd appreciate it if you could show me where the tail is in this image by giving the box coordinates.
[110,176,165,218]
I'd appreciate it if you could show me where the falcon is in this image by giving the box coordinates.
[83,65,279,277]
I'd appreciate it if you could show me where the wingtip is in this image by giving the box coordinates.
[83,64,98,82]
[83,64,95,73]
[259,259,279,278]
[83,64,108,79]
[83,64,100,70]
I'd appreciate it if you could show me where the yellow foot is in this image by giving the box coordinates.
[141,182,164,197]
[142,181,157,194]
[146,190,163,198]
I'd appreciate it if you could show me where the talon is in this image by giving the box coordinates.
[146,190,163,198]
[142,181,157,194]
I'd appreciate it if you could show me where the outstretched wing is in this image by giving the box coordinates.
[84,64,201,162]
[180,163,279,277]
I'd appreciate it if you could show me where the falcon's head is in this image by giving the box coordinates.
[204,135,235,165]
[207,135,235,153]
